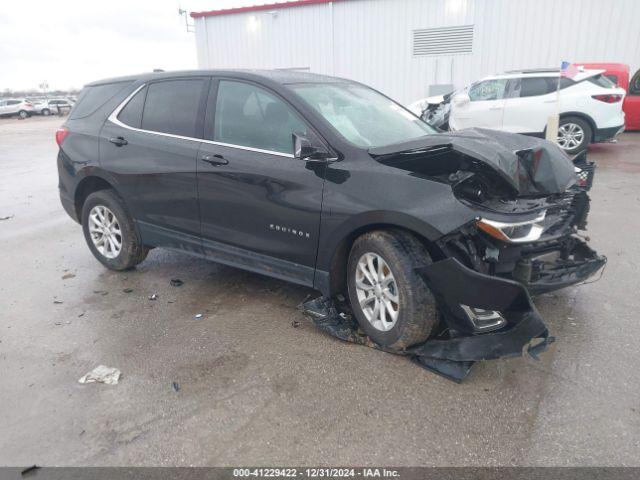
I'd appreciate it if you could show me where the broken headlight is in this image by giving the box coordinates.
[476,211,546,243]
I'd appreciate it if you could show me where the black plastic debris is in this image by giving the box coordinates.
[21,465,39,476]
[53,300,63,305]
[93,290,109,296]
[149,293,158,301]
[291,319,301,328]
[172,381,180,392]
[122,288,134,293]
[170,278,184,287]
[302,259,554,383]
[0,215,14,221]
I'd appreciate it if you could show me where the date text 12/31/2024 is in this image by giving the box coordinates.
[233,468,400,478]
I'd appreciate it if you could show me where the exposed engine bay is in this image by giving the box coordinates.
[303,128,606,382]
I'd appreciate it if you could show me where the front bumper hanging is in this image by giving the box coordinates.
[303,258,554,383]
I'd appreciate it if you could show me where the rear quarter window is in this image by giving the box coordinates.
[587,74,616,88]
[69,81,132,119]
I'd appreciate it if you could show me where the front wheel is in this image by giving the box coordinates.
[18,110,29,119]
[347,230,437,349]
[42,108,51,116]
[81,189,149,270]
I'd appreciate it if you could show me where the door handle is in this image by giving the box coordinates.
[201,154,228,166]
[109,136,128,147]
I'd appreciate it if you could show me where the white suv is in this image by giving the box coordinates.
[0,98,36,119]
[448,69,626,154]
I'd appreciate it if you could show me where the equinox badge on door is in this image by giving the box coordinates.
[270,224,310,239]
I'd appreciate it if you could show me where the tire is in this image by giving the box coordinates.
[18,110,28,119]
[557,116,592,154]
[81,189,149,270]
[347,230,437,349]
[42,109,50,116]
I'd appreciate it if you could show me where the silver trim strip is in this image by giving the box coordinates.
[107,83,295,159]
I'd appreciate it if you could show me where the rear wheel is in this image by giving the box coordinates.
[42,108,51,116]
[557,116,591,154]
[81,190,148,270]
[347,230,437,349]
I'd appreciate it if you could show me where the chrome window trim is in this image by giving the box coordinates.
[107,83,295,159]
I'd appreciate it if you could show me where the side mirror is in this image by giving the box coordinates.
[452,93,470,106]
[293,132,333,161]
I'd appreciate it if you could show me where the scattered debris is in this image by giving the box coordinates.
[53,300,63,304]
[149,293,158,301]
[79,430,85,436]
[93,290,108,296]
[61,273,76,280]
[291,320,301,328]
[122,288,134,293]
[21,465,39,476]
[172,381,180,392]
[194,313,203,320]
[0,215,14,221]
[54,322,62,326]
[78,312,85,318]
[170,278,184,287]
[78,365,121,385]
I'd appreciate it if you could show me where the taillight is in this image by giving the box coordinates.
[55,127,69,146]
[591,94,623,103]
[24,102,33,107]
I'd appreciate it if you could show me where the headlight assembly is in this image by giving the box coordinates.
[476,211,546,243]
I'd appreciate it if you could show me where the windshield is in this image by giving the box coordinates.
[291,83,436,148]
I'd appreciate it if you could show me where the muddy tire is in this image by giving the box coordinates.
[81,189,148,270]
[347,230,437,349]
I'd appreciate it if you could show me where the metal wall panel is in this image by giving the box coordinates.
[195,0,640,104]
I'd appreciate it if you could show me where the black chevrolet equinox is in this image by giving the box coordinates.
[57,70,605,364]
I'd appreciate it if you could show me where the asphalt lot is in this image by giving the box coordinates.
[1,115,639,467]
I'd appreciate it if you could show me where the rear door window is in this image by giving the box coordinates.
[212,80,308,155]
[141,79,205,137]
[507,77,573,98]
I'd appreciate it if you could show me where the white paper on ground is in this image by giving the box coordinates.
[78,365,121,385]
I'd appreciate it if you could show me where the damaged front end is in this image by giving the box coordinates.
[303,130,605,382]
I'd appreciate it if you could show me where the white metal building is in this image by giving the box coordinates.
[192,0,640,104]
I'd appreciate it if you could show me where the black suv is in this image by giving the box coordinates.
[57,70,605,365]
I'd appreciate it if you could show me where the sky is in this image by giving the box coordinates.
[0,0,282,92]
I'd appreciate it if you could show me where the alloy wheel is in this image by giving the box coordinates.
[354,252,400,332]
[88,205,123,259]
[557,122,585,150]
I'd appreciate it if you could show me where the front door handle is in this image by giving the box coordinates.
[201,154,228,166]
[109,136,128,147]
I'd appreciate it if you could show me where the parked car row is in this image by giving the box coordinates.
[0,97,75,119]
[409,63,638,154]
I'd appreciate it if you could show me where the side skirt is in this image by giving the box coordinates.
[137,220,318,289]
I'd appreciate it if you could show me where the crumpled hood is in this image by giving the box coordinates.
[369,128,577,196]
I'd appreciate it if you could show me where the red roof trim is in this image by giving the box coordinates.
[191,0,343,18]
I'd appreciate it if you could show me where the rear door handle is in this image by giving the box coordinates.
[109,136,128,147]
[201,154,228,166]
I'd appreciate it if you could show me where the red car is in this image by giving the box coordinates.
[577,63,640,130]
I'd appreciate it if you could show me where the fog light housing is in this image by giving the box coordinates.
[460,305,507,332]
